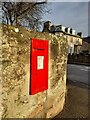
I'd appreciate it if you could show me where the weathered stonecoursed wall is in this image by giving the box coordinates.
[0,24,68,118]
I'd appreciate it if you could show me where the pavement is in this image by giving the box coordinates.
[67,62,90,66]
[53,80,89,119]
[67,64,89,85]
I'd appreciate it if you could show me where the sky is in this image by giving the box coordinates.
[43,2,88,37]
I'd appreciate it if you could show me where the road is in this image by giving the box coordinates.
[67,64,90,85]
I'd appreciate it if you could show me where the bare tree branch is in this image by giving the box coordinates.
[2,1,48,30]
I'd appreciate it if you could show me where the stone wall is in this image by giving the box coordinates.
[0,24,68,118]
[82,40,90,53]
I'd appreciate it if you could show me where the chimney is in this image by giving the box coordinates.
[51,25,56,32]
[59,25,62,30]
[42,21,51,32]
[77,32,82,37]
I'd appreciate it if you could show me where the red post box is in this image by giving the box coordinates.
[30,38,48,95]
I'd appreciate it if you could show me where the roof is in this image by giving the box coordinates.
[50,25,82,38]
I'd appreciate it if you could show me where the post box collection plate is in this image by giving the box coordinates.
[37,56,44,70]
[30,38,48,95]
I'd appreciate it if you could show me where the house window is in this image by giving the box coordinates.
[70,47,73,55]
[76,38,79,44]
[71,37,73,43]
[66,36,68,39]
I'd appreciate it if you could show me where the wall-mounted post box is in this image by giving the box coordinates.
[30,38,48,95]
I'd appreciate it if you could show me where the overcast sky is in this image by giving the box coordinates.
[43,2,88,37]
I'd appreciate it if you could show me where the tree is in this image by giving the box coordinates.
[2,0,48,31]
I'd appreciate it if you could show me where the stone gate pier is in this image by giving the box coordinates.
[0,24,68,118]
